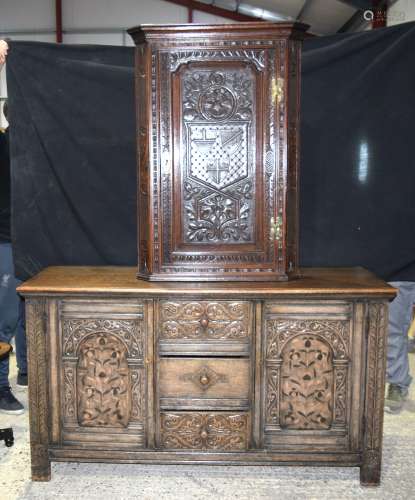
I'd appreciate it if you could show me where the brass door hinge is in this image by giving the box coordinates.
[270,215,283,241]
[272,77,284,104]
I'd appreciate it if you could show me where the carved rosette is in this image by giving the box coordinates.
[181,365,228,392]
[265,319,350,429]
[159,301,250,341]
[160,412,248,450]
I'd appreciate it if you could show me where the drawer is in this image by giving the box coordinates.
[159,412,250,450]
[158,300,252,355]
[159,358,250,410]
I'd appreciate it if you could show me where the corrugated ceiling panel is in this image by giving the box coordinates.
[238,0,306,19]
[301,0,357,34]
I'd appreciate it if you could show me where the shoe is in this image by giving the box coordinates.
[384,384,408,414]
[16,372,28,388]
[0,386,25,415]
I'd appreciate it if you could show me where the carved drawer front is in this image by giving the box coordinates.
[160,412,250,451]
[262,301,360,451]
[158,300,252,355]
[159,358,250,410]
[56,299,147,449]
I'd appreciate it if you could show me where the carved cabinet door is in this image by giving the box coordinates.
[262,301,365,452]
[50,299,149,449]
[131,23,306,281]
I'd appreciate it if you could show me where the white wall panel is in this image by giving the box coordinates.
[0,0,55,31]
[192,11,235,24]
[63,33,126,46]
[388,0,415,26]
[63,0,187,29]
[0,66,8,127]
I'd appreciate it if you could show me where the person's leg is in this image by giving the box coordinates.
[385,281,415,412]
[0,242,24,414]
[0,243,19,387]
[15,295,28,386]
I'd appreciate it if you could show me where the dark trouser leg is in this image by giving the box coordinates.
[0,242,20,388]
[15,297,27,375]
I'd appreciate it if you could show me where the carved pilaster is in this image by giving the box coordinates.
[26,298,50,481]
[361,302,388,486]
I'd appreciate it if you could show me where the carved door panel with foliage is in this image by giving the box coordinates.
[54,299,149,449]
[262,301,364,451]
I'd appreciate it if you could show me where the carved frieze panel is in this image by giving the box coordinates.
[159,301,250,340]
[266,319,349,360]
[77,333,131,428]
[62,318,143,359]
[170,49,266,72]
[160,412,249,450]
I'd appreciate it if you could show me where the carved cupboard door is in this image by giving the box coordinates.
[51,299,150,449]
[129,23,307,281]
[262,301,365,451]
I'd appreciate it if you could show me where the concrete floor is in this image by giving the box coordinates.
[1,353,414,500]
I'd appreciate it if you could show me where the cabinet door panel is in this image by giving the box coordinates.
[262,301,362,452]
[56,299,148,449]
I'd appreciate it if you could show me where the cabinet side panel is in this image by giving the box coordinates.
[136,43,152,277]
[285,40,301,276]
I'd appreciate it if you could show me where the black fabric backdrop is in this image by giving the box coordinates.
[6,22,415,282]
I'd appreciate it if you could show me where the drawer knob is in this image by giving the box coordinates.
[199,317,209,328]
[200,428,208,439]
[199,375,210,386]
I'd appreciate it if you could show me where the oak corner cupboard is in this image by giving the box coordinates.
[127,22,308,282]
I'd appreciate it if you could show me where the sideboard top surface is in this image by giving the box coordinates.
[17,266,396,299]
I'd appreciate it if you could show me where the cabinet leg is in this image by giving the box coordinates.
[26,299,51,482]
[31,445,51,481]
[360,303,388,487]
[360,450,381,486]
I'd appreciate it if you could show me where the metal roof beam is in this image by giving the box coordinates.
[296,0,314,21]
